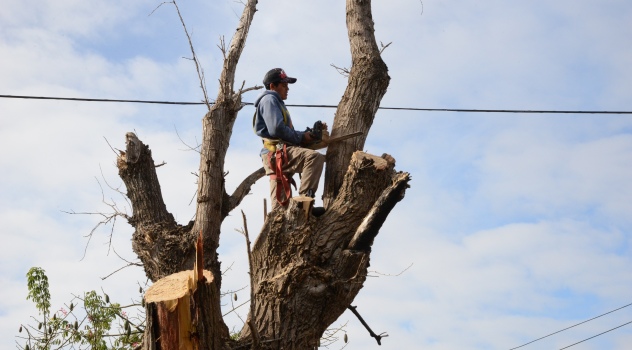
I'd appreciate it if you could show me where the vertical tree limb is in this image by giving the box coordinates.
[323,0,391,208]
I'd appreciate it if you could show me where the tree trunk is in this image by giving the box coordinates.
[139,224,231,350]
[323,0,391,208]
[115,0,409,348]
[143,270,230,350]
[237,152,409,349]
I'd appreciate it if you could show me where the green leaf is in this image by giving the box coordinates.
[26,267,51,316]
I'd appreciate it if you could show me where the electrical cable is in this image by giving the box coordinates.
[2,94,632,114]
[558,320,632,350]
[0,94,204,105]
[509,302,632,349]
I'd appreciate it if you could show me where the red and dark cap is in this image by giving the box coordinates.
[263,68,297,86]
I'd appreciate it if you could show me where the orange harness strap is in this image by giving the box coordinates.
[268,144,296,206]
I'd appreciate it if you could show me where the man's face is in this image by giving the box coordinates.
[271,82,289,100]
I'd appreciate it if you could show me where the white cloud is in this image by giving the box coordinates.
[2,0,632,349]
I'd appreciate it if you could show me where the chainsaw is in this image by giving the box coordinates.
[304,120,363,150]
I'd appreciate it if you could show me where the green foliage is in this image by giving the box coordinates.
[26,267,51,317]
[18,267,144,350]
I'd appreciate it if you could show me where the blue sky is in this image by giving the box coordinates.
[1,0,632,349]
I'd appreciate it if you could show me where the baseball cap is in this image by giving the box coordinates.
[263,68,297,86]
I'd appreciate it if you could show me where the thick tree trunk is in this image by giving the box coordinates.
[323,0,390,208]
[237,152,409,349]
[116,0,408,348]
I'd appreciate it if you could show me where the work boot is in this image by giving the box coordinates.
[304,190,325,216]
[312,206,326,217]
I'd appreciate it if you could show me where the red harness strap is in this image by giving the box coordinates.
[268,144,296,206]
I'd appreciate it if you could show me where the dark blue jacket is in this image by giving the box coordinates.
[253,90,305,154]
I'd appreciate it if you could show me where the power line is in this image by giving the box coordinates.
[509,302,632,349]
[559,320,632,350]
[0,94,204,105]
[2,94,632,114]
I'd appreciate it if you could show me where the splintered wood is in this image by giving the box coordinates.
[351,151,395,171]
[144,270,214,350]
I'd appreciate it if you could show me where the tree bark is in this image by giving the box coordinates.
[118,133,195,281]
[237,152,409,349]
[323,0,391,208]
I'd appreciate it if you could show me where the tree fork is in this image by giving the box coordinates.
[238,152,410,349]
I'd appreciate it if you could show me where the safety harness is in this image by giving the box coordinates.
[253,106,296,206]
[268,142,296,206]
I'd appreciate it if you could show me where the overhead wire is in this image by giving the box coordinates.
[559,320,632,350]
[3,92,632,346]
[2,94,632,114]
[509,302,632,349]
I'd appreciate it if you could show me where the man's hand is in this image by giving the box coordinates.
[303,132,315,143]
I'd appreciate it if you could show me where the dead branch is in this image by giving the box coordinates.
[348,171,410,251]
[217,36,227,60]
[217,0,257,100]
[235,80,263,109]
[223,167,265,217]
[237,210,260,349]
[172,0,212,111]
[238,84,263,96]
[174,125,202,154]
[103,136,120,157]
[379,41,392,54]
[101,263,143,280]
[222,298,250,317]
[347,305,388,345]
[64,177,131,260]
[368,262,413,278]
[331,63,350,77]
[320,322,349,348]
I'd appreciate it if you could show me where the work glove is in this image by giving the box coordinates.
[305,120,324,141]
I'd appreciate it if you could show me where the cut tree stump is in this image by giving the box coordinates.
[142,234,229,350]
[143,269,229,350]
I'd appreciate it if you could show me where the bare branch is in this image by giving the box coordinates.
[100,262,142,280]
[234,80,263,109]
[103,136,120,157]
[217,0,258,100]
[100,246,144,280]
[223,167,265,217]
[217,36,227,60]
[379,41,393,54]
[331,63,350,77]
[238,210,260,349]
[239,84,263,96]
[320,322,349,348]
[222,298,251,317]
[172,0,212,111]
[174,125,202,154]
[347,305,388,345]
[148,1,170,17]
[368,262,413,278]
[64,176,131,260]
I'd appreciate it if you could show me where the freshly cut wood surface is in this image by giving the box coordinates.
[145,270,213,304]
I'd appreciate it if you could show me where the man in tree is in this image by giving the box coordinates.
[253,68,327,213]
